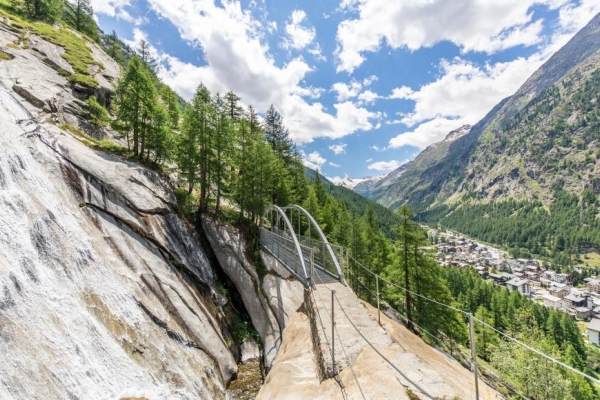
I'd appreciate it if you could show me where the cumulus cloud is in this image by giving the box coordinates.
[91,0,133,20]
[331,80,362,101]
[384,1,600,150]
[358,89,379,104]
[335,0,564,73]
[389,85,414,99]
[368,160,405,172]
[329,143,347,155]
[302,151,327,170]
[281,10,316,50]
[329,162,341,168]
[146,0,380,144]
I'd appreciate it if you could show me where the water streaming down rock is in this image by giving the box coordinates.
[0,87,237,399]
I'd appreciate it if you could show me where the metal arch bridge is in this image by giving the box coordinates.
[259,204,344,287]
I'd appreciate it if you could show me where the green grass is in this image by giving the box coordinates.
[580,253,600,268]
[61,124,132,157]
[0,49,13,60]
[0,6,100,88]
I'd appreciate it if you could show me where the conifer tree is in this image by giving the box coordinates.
[190,84,215,215]
[63,0,98,41]
[113,55,157,157]
[160,85,181,129]
[15,0,63,21]
[212,93,233,217]
[176,105,200,194]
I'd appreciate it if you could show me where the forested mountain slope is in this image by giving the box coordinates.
[371,12,600,262]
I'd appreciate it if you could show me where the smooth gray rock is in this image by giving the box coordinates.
[241,340,260,363]
[0,49,69,113]
[0,87,236,399]
[202,221,282,367]
[29,34,74,74]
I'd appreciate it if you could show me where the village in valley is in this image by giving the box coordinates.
[428,228,600,346]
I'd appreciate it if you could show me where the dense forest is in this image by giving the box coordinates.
[344,209,598,399]
[422,187,600,267]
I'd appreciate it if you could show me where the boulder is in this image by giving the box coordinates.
[240,340,260,363]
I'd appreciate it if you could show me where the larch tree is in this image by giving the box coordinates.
[63,0,98,41]
[113,55,157,157]
[15,0,63,21]
[176,105,200,194]
[190,84,215,216]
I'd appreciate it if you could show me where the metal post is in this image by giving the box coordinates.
[310,248,315,288]
[468,313,480,400]
[376,274,381,326]
[332,290,336,374]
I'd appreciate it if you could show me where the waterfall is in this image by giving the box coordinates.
[0,87,234,399]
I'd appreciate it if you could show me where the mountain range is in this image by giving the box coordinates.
[342,12,600,258]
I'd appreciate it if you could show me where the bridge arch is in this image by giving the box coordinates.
[260,205,310,284]
[282,205,344,280]
[260,204,344,287]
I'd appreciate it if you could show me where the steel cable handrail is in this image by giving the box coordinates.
[313,268,366,399]
[345,253,600,392]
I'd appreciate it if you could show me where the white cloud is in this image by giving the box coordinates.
[282,10,316,50]
[368,160,405,172]
[389,85,414,99]
[329,162,341,168]
[370,145,385,151]
[302,151,327,170]
[326,175,345,184]
[387,54,548,149]
[147,0,380,145]
[91,0,132,20]
[365,158,373,163]
[335,0,565,73]
[363,75,378,86]
[385,1,600,150]
[358,89,379,104]
[331,80,362,101]
[329,143,347,155]
[389,117,469,150]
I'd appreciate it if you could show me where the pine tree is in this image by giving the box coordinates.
[15,0,63,21]
[212,93,233,218]
[63,0,98,41]
[160,85,181,129]
[137,39,158,73]
[190,84,215,216]
[104,30,125,65]
[264,104,295,160]
[176,105,200,194]
[224,90,243,121]
[113,56,158,157]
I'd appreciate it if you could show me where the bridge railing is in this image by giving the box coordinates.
[295,232,343,280]
[259,227,315,286]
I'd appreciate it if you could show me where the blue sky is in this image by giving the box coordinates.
[91,0,600,182]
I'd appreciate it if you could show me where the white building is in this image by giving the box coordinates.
[506,278,532,297]
[543,294,564,309]
[588,318,600,346]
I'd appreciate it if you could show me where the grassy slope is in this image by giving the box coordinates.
[0,0,101,88]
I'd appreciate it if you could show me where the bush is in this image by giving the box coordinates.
[85,96,109,126]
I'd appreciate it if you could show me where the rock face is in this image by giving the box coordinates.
[0,82,236,399]
[258,302,501,400]
[201,221,304,368]
[0,20,118,130]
